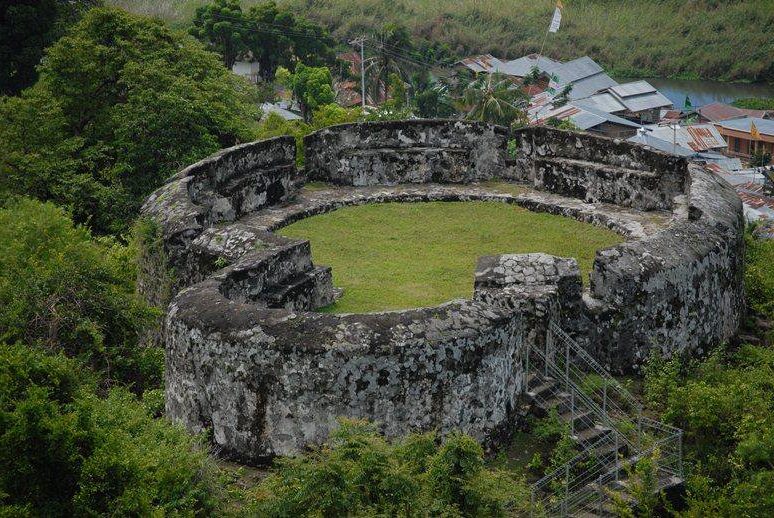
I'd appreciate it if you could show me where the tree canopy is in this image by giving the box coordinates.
[0,7,259,235]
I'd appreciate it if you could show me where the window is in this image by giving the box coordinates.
[733,137,740,153]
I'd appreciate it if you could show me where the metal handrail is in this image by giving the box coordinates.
[527,322,684,517]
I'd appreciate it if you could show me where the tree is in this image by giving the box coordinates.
[279,63,335,122]
[0,0,101,95]
[415,84,456,119]
[0,198,159,390]
[461,73,528,127]
[0,7,258,235]
[189,0,249,69]
[368,23,413,103]
[246,1,337,82]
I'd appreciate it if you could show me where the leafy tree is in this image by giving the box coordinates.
[189,0,249,69]
[0,0,101,95]
[279,63,335,122]
[461,73,528,127]
[0,7,258,235]
[246,1,337,82]
[415,84,456,119]
[0,198,160,391]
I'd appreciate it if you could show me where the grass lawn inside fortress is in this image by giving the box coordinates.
[279,201,623,313]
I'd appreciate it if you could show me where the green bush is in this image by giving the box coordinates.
[250,418,530,517]
[0,343,219,517]
[0,198,160,391]
[745,229,774,318]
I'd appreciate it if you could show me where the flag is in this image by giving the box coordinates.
[549,6,562,33]
[684,96,692,110]
[751,121,761,140]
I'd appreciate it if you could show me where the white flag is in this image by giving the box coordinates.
[548,7,562,33]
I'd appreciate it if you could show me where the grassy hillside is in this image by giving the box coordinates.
[108,0,774,82]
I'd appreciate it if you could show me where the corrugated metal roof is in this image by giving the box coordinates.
[699,102,772,122]
[260,102,302,121]
[535,102,641,131]
[580,92,626,113]
[561,72,619,100]
[456,54,505,73]
[642,124,726,152]
[552,56,604,83]
[717,117,774,136]
[496,54,561,77]
[628,133,695,156]
[610,80,656,97]
[619,91,673,112]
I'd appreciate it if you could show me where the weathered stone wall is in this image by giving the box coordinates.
[507,126,688,210]
[584,166,745,371]
[304,119,508,185]
[166,277,529,462]
[138,120,746,463]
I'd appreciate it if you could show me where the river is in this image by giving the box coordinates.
[621,77,774,109]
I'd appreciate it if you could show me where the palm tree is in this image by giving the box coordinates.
[461,73,529,127]
[366,23,414,103]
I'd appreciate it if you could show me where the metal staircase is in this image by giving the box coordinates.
[526,322,683,517]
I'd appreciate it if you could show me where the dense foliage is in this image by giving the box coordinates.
[641,232,774,516]
[0,7,259,235]
[249,419,531,517]
[111,0,774,82]
[0,343,218,517]
[0,198,160,391]
[0,0,102,95]
[732,97,774,110]
[190,0,338,80]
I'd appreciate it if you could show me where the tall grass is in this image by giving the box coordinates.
[109,0,774,82]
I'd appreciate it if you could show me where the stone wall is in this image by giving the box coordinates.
[304,119,508,185]
[507,126,688,210]
[138,120,746,463]
[584,166,745,371]
[166,277,530,462]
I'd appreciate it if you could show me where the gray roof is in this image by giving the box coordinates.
[552,56,604,83]
[717,117,774,136]
[260,102,302,121]
[495,54,561,77]
[606,80,673,113]
[571,102,642,129]
[581,92,626,113]
[628,133,695,156]
[561,72,619,100]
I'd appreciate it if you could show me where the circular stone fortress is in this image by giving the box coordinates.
[139,120,744,464]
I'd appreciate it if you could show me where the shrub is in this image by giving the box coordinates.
[0,343,218,517]
[0,198,160,391]
[251,418,530,517]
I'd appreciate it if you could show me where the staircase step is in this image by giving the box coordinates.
[573,425,613,446]
[560,410,596,433]
[527,381,559,399]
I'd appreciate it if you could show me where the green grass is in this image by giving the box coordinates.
[109,0,774,82]
[278,201,622,313]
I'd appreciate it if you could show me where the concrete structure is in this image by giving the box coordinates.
[139,120,744,463]
[232,61,260,84]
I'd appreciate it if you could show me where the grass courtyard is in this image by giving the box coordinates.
[279,201,623,313]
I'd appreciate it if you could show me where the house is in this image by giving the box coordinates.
[697,102,772,123]
[232,61,260,84]
[714,117,774,159]
[581,81,673,123]
[533,101,641,139]
[494,53,561,79]
[548,56,619,101]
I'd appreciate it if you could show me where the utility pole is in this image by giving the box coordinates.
[349,36,367,109]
